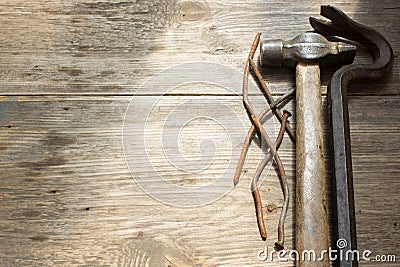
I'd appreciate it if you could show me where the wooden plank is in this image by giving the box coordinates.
[0,95,398,266]
[0,0,398,96]
[0,0,398,266]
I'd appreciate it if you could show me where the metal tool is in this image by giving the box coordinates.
[260,32,357,266]
[235,6,393,266]
[309,5,394,267]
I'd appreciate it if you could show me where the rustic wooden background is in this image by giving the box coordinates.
[0,0,398,266]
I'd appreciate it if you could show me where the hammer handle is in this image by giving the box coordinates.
[295,62,329,266]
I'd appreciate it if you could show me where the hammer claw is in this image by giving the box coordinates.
[309,17,336,36]
[312,5,393,73]
[319,5,351,29]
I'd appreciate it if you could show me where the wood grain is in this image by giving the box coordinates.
[295,63,329,267]
[0,0,399,266]
[0,0,398,95]
[0,96,399,266]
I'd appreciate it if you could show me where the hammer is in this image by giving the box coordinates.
[260,32,357,266]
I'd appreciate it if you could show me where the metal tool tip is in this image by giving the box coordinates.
[338,43,358,54]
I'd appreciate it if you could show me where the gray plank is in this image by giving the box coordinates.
[0,95,398,266]
[0,0,398,95]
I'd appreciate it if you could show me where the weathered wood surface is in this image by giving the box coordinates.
[0,0,399,266]
[0,0,398,95]
[0,96,399,266]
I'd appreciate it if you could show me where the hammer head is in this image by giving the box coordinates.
[260,32,357,68]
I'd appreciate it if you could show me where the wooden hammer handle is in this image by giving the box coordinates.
[295,62,329,266]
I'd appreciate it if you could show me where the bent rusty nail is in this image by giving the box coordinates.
[242,34,283,177]
[242,33,283,240]
[240,32,293,249]
[251,110,291,247]
[252,188,267,240]
[241,99,286,244]
[249,58,296,142]
[274,111,291,251]
[241,33,275,170]
[234,32,294,185]
[251,110,291,190]
[234,88,294,185]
